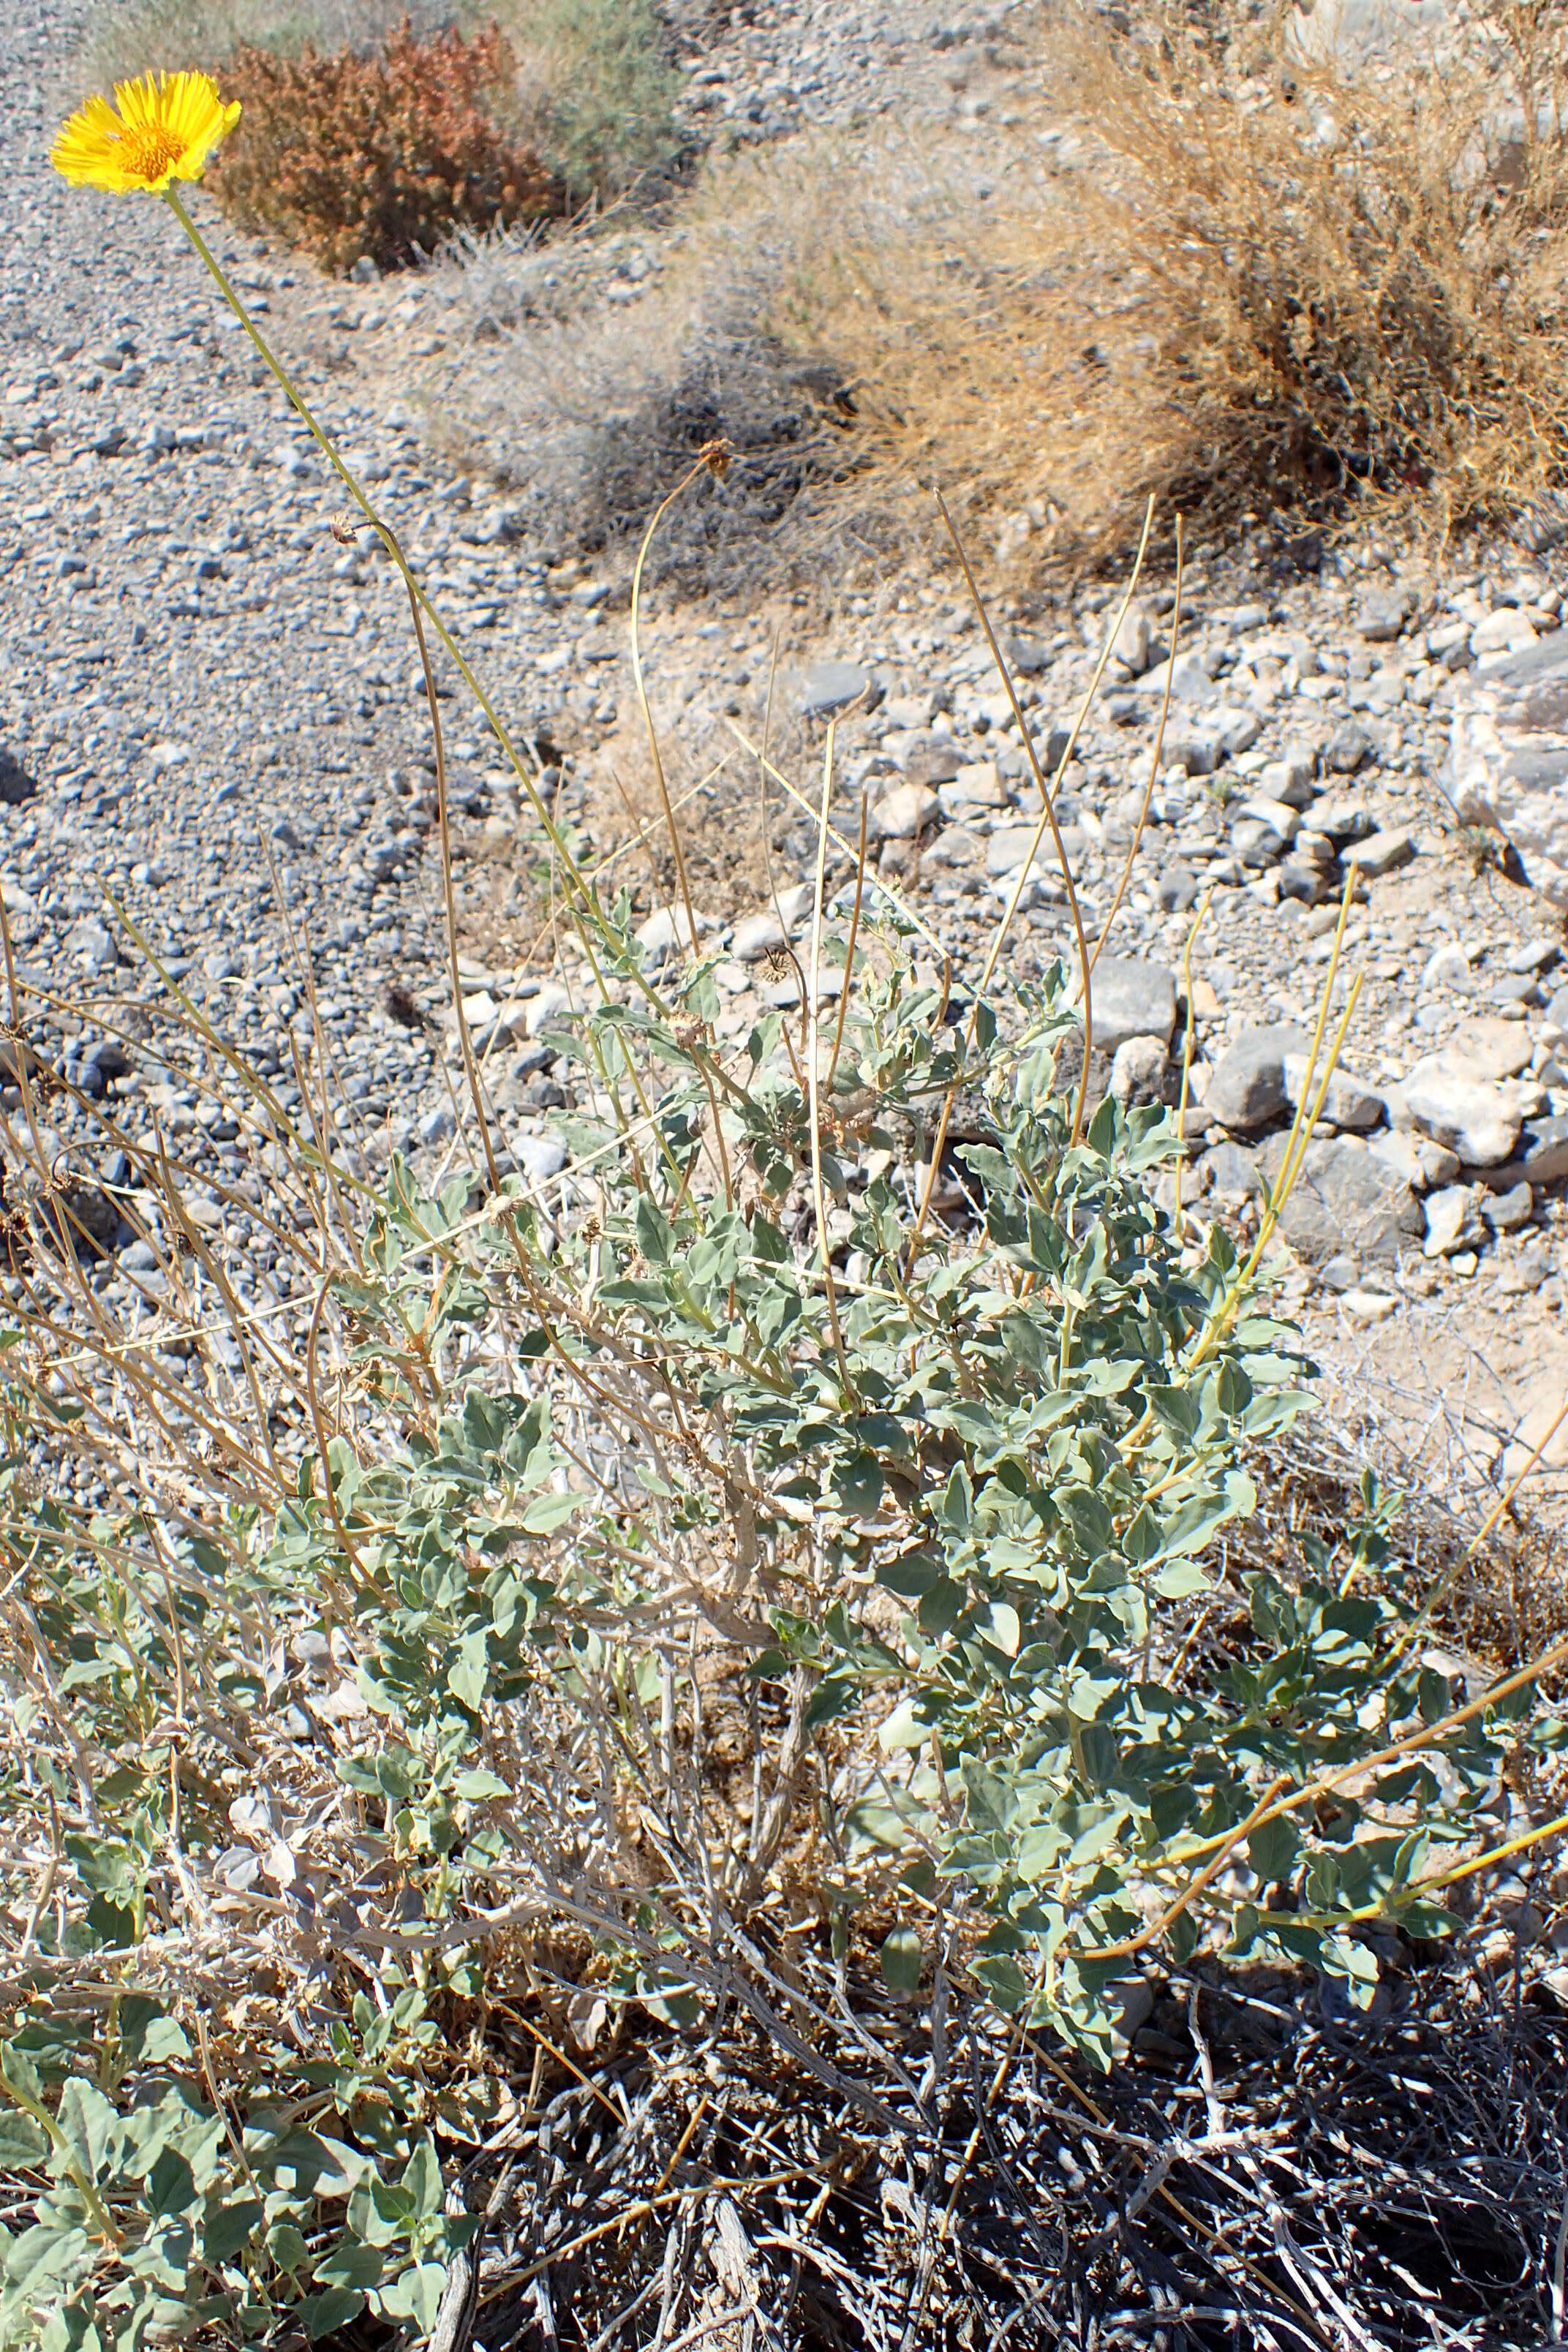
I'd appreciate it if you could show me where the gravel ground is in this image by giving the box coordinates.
[609,524,1568,1526]
[4,0,1568,1534]
[0,0,616,1300]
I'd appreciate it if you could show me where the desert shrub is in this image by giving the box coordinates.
[1034,1,1568,535]
[3,841,1564,2344]
[742,0,1568,557]
[78,0,679,222]
[426,137,904,582]
[209,18,566,274]
[500,0,682,200]
[431,0,1568,576]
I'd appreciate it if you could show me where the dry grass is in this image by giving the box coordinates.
[422,130,1005,587]
[829,0,1568,557]
[78,0,451,87]
[846,0,1568,559]
[423,0,1568,583]
[1005,0,1568,546]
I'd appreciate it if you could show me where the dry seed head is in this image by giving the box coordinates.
[698,438,733,480]
[328,512,359,546]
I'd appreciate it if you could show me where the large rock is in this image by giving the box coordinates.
[986,823,1046,877]
[1109,1034,1178,1106]
[1215,706,1262,757]
[1138,649,1218,703]
[1002,633,1050,676]
[903,738,964,787]
[1278,861,1337,905]
[66,916,121,973]
[1432,1015,1534,1083]
[1109,602,1153,676]
[1312,796,1375,845]
[1399,1022,1540,1167]
[514,1133,568,1185]
[1472,606,1539,658]
[728,891,813,965]
[731,910,787,963]
[1237,794,1303,845]
[985,821,1085,880]
[938,760,1009,815]
[1450,633,1568,905]
[1157,860,1199,913]
[1167,706,1262,772]
[1422,1183,1488,1259]
[1369,1127,1460,1191]
[1260,752,1319,809]
[1090,959,1177,1055]
[1323,722,1373,774]
[1166,731,1224,779]
[1483,1180,1534,1232]
[1358,588,1412,642]
[636,905,717,960]
[1232,818,1286,869]
[524,983,573,1039]
[0,749,38,805]
[1204,1139,1265,1199]
[1342,828,1414,879]
[1259,1134,1423,1266]
[1401,1066,1525,1169]
[1205,1026,1309,1132]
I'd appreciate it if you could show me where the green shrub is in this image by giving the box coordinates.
[500,0,681,199]
[2,875,1560,2341]
[3,200,1563,2326]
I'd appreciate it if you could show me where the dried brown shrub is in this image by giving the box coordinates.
[211,15,566,275]
[813,0,1568,555]
[1045,2,1568,535]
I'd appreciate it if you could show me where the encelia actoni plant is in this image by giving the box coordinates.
[4,61,1563,2352]
[3,902,1558,2346]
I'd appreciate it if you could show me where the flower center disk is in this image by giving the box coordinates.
[119,124,184,180]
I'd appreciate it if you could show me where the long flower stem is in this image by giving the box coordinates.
[161,187,603,941]
[160,185,752,1201]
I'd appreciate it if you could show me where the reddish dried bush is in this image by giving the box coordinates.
[212,17,565,275]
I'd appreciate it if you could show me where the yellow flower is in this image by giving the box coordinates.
[50,72,241,195]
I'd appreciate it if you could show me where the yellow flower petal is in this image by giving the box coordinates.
[50,70,240,195]
[112,72,162,132]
